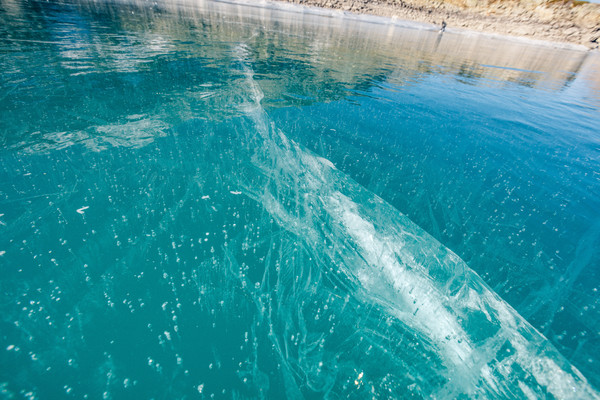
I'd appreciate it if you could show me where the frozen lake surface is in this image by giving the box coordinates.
[1,0,600,398]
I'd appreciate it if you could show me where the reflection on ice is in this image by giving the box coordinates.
[15,117,170,153]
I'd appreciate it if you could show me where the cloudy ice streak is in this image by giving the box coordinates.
[233,43,600,398]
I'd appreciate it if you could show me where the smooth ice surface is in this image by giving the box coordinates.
[1,0,600,398]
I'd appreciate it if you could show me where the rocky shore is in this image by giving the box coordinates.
[281,0,600,48]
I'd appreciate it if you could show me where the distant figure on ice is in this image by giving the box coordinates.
[439,20,446,34]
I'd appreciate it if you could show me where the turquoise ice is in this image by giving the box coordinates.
[1,0,600,398]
